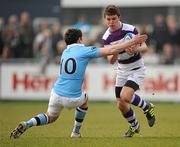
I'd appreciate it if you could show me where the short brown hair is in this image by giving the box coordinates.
[64,28,82,45]
[103,5,121,18]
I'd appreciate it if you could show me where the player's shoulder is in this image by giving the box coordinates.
[79,45,99,54]
[122,23,136,32]
[86,46,99,51]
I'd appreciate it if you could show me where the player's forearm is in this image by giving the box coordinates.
[136,43,148,53]
[99,34,148,57]
[100,41,138,57]
[107,54,118,64]
[109,34,147,54]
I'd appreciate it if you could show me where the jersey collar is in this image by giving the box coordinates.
[67,43,85,49]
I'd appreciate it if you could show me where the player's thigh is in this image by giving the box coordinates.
[120,86,135,102]
[121,68,145,101]
[47,89,64,117]
[115,75,127,87]
[115,87,122,98]
[62,92,87,109]
[115,72,128,98]
[128,67,146,86]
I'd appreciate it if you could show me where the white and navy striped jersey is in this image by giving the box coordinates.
[102,22,145,71]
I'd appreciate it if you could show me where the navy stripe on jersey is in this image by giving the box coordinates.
[118,53,141,64]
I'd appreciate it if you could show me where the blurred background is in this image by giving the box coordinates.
[0,0,180,102]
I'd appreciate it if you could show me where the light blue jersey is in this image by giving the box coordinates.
[53,44,100,97]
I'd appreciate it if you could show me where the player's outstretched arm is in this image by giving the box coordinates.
[125,42,148,55]
[99,34,148,57]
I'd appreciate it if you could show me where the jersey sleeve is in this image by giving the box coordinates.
[83,46,100,58]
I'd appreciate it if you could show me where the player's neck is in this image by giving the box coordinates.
[109,21,121,32]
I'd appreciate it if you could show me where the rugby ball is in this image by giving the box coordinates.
[124,33,135,41]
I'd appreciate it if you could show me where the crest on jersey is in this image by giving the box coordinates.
[91,46,96,50]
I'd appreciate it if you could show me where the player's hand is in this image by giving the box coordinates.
[125,44,139,55]
[133,34,148,45]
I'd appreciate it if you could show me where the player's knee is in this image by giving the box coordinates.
[49,116,58,123]
[46,113,59,123]
[80,100,88,108]
[116,99,129,113]
[116,98,126,109]
[120,92,131,103]
[79,94,88,108]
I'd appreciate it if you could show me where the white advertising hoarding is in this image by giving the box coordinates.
[0,64,59,100]
[0,63,180,102]
[61,0,180,8]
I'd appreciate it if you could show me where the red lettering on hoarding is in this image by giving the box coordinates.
[13,73,56,91]
[30,76,52,91]
[144,74,179,92]
[13,73,29,90]
[103,74,115,90]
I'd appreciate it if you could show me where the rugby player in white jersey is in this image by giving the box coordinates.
[10,28,147,139]
[102,5,156,137]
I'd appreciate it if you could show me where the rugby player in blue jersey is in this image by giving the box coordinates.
[10,28,147,139]
[102,5,156,137]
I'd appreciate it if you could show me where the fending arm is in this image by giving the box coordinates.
[99,34,148,57]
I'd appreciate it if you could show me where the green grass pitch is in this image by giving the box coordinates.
[0,101,180,147]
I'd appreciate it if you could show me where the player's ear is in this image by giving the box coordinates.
[78,37,82,43]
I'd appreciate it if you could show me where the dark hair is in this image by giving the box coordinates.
[64,28,82,45]
[103,5,121,18]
